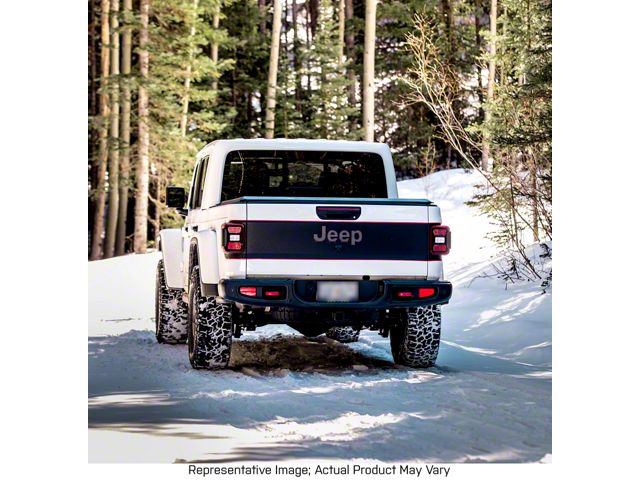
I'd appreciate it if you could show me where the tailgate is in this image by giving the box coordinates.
[243,199,442,279]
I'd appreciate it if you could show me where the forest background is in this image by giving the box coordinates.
[87,0,551,269]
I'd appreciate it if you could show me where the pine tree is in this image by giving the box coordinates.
[116,0,133,256]
[186,0,234,141]
[180,0,200,137]
[483,0,552,242]
[90,0,111,260]
[265,0,283,138]
[104,0,120,258]
[134,0,150,253]
[344,0,359,132]
[306,0,356,139]
[216,0,269,138]
[481,0,497,171]
[210,3,221,91]
[337,0,345,64]
[89,0,99,256]
[132,0,236,235]
[291,0,303,115]
[362,0,376,141]
[403,0,551,275]
[87,0,551,255]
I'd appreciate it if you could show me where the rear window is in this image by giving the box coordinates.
[221,150,388,200]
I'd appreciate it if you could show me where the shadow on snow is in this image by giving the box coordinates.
[88,330,551,463]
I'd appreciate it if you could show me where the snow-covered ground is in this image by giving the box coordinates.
[88,168,551,463]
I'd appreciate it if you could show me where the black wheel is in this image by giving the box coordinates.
[390,305,441,368]
[155,260,188,344]
[187,266,233,369]
[326,326,360,343]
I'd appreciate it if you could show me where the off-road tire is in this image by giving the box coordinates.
[326,326,360,343]
[155,260,188,344]
[187,266,233,369]
[390,305,441,368]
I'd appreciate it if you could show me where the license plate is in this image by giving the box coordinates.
[316,281,359,302]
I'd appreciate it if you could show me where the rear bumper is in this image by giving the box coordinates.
[218,278,452,310]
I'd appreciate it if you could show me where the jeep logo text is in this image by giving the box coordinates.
[313,225,363,246]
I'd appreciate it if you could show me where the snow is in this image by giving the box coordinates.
[399,170,551,368]
[398,168,496,268]
[88,168,551,463]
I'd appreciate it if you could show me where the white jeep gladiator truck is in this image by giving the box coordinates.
[156,139,452,369]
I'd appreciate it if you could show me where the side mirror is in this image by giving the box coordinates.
[166,186,187,217]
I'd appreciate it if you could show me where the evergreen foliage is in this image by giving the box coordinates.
[403,0,551,276]
[88,0,552,259]
[474,0,552,250]
[307,0,357,139]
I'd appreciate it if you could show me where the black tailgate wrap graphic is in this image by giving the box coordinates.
[243,221,439,261]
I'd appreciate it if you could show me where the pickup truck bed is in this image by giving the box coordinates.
[213,196,451,311]
[219,196,445,280]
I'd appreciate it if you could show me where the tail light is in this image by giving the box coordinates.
[239,286,257,297]
[418,287,435,298]
[393,287,436,300]
[429,225,451,256]
[395,290,414,299]
[263,287,286,299]
[222,223,245,253]
[238,286,286,299]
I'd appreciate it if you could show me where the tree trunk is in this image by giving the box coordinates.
[500,4,506,85]
[441,0,460,169]
[258,0,266,35]
[483,0,497,171]
[265,0,283,139]
[180,0,199,137]
[88,0,98,163]
[337,0,345,66]
[89,0,98,254]
[530,153,540,242]
[474,0,484,107]
[305,1,312,96]
[104,0,120,258]
[475,0,487,170]
[345,0,356,127]
[523,1,539,242]
[90,0,111,260]
[210,4,220,92]
[116,0,132,256]
[152,171,161,243]
[508,167,519,246]
[292,0,302,112]
[308,0,318,37]
[362,0,377,142]
[282,0,288,137]
[258,0,268,127]
[134,0,150,254]
[441,0,456,57]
